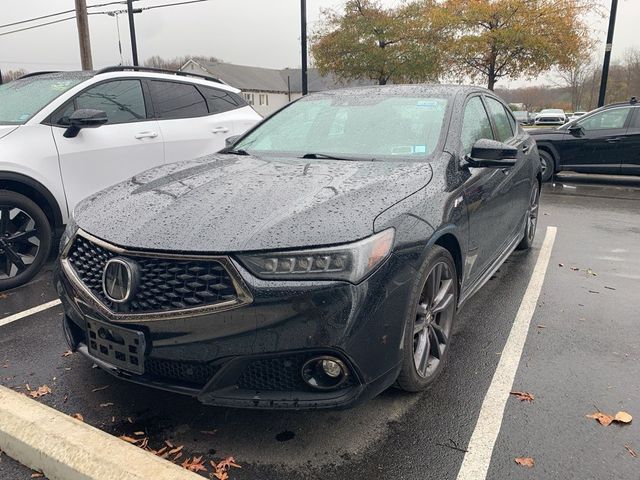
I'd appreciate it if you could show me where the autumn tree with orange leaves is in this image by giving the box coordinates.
[437,0,599,90]
[311,0,449,85]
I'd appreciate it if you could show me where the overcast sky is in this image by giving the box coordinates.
[1,0,639,88]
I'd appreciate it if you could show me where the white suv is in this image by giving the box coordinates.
[0,66,262,290]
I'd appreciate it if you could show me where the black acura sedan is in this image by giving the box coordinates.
[55,85,541,409]
[530,97,640,181]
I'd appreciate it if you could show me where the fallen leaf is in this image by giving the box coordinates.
[99,402,114,408]
[30,473,44,478]
[164,440,174,448]
[588,290,600,294]
[91,385,110,392]
[614,411,632,424]
[587,412,614,426]
[586,268,597,276]
[604,285,616,290]
[515,457,534,468]
[625,445,637,458]
[29,385,52,398]
[558,263,564,267]
[133,431,145,436]
[570,266,580,271]
[119,435,138,444]
[72,413,84,422]
[62,350,73,357]
[510,391,534,402]
[536,325,546,329]
[168,445,184,455]
[126,416,134,424]
[181,456,207,473]
[211,457,241,480]
[63,394,68,403]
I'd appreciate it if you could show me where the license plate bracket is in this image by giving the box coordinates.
[86,318,146,375]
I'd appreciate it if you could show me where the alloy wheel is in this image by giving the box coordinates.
[526,183,540,243]
[0,207,41,279]
[413,262,456,379]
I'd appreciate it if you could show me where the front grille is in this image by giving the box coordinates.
[145,357,220,388]
[237,354,354,392]
[66,235,238,313]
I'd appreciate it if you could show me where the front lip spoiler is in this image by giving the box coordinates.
[60,228,254,323]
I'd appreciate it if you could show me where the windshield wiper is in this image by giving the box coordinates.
[301,152,372,161]
[223,148,250,156]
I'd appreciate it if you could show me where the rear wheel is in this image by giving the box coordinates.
[396,246,458,392]
[539,150,555,182]
[517,182,540,251]
[0,191,52,291]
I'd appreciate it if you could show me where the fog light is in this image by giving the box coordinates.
[301,356,349,390]
[322,359,342,378]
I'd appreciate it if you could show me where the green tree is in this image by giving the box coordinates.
[311,0,447,85]
[437,0,598,90]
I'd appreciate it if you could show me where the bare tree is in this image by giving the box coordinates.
[555,56,594,111]
[1,69,28,83]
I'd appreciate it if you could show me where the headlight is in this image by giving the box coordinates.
[237,228,395,283]
[59,216,78,254]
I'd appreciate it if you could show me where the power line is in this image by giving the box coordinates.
[0,1,127,30]
[0,0,212,37]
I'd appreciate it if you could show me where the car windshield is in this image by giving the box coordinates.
[0,74,86,125]
[233,93,449,161]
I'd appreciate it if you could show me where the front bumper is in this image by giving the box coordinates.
[55,246,420,410]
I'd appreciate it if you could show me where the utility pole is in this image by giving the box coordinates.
[127,0,139,66]
[300,0,308,95]
[74,0,93,70]
[598,0,618,107]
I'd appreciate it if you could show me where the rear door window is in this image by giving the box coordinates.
[149,80,208,119]
[579,107,632,130]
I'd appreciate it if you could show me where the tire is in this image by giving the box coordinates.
[396,245,458,392]
[0,190,52,291]
[539,150,555,182]
[516,181,540,251]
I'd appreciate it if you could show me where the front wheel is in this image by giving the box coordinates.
[0,190,52,291]
[396,246,458,392]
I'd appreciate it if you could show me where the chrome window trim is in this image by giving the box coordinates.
[61,229,254,323]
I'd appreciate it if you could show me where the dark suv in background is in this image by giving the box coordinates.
[530,97,639,181]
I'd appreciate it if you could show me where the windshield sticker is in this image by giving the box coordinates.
[416,100,440,109]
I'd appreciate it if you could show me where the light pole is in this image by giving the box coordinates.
[597,0,618,107]
[300,0,308,95]
[127,0,139,66]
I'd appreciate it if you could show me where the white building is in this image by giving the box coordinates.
[180,59,373,116]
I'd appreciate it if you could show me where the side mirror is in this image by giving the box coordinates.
[63,109,108,138]
[568,124,584,136]
[464,139,518,168]
[224,135,241,148]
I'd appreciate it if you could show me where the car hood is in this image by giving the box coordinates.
[75,154,433,252]
[0,125,19,140]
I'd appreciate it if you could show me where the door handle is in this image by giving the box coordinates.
[606,137,621,143]
[211,127,230,134]
[134,131,158,139]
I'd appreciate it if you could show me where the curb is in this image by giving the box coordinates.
[0,385,201,480]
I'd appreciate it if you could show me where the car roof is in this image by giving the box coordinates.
[17,68,240,93]
[310,83,493,98]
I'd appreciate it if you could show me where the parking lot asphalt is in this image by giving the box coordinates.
[1,173,638,480]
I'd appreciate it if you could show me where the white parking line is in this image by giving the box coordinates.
[0,299,62,328]
[456,226,557,480]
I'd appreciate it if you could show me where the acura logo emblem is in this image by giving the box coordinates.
[102,258,138,303]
